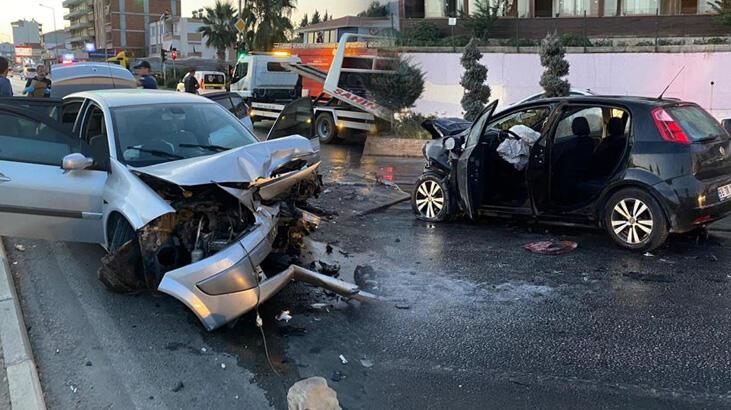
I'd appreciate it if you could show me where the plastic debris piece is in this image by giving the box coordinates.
[14,244,26,252]
[644,252,655,257]
[318,261,340,277]
[339,354,348,365]
[276,310,293,323]
[171,381,185,392]
[201,347,207,353]
[395,303,410,310]
[360,359,374,368]
[523,240,577,255]
[221,363,226,369]
[310,303,328,310]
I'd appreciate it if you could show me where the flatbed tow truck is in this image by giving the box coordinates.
[246,34,397,143]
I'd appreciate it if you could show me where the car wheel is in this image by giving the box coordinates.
[315,113,340,144]
[603,188,668,251]
[412,173,453,222]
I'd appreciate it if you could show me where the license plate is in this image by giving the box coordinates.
[718,184,731,201]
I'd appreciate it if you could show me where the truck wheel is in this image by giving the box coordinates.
[316,113,340,144]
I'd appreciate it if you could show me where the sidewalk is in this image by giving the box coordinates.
[0,238,46,410]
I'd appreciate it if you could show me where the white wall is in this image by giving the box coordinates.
[406,51,731,120]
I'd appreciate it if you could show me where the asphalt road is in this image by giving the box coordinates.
[7,141,731,409]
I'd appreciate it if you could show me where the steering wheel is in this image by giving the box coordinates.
[143,139,176,154]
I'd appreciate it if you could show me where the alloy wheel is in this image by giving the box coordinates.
[414,180,445,219]
[610,198,654,245]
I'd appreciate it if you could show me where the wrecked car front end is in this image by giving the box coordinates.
[100,136,341,331]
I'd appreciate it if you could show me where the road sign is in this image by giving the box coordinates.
[234,18,246,33]
[448,17,457,26]
[171,49,177,60]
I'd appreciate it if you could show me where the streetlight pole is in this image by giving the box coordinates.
[39,3,58,60]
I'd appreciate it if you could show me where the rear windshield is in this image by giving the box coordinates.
[667,105,727,142]
[204,74,224,84]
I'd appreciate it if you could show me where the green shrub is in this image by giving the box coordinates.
[657,39,684,46]
[635,40,655,46]
[500,38,537,47]
[559,33,592,47]
[439,35,472,47]
[391,112,436,139]
[406,21,442,45]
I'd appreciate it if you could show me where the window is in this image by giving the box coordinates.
[486,107,551,134]
[214,96,235,111]
[666,105,727,142]
[111,103,258,166]
[267,62,287,72]
[466,111,490,148]
[229,94,248,118]
[235,62,248,78]
[81,105,111,170]
[554,107,604,142]
[623,0,659,15]
[0,111,77,166]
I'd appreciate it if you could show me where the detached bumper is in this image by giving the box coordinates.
[157,205,376,331]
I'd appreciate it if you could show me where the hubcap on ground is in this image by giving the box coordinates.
[415,180,444,219]
[611,198,654,244]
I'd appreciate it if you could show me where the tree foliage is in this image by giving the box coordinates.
[367,57,425,113]
[244,0,297,51]
[357,1,390,17]
[709,0,731,27]
[460,0,504,40]
[323,11,330,21]
[198,1,237,61]
[311,10,321,24]
[459,38,491,121]
[407,20,442,44]
[300,13,308,28]
[539,32,571,97]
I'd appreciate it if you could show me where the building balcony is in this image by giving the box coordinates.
[62,0,87,7]
[68,21,92,31]
[64,8,91,20]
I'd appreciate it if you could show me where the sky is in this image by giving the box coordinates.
[0,0,373,44]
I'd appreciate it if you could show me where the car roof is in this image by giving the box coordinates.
[67,89,216,108]
[520,95,680,106]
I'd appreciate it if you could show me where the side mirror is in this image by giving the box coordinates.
[62,153,94,171]
[722,119,731,135]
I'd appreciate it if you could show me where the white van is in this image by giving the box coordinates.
[230,53,302,103]
[176,70,226,93]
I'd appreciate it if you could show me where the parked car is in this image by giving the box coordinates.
[49,62,137,98]
[412,96,731,251]
[203,91,254,133]
[21,65,36,81]
[0,90,333,331]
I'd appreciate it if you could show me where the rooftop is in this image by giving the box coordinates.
[297,16,391,33]
[72,89,216,108]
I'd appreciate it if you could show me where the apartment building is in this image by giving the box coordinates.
[399,0,729,39]
[148,16,230,60]
[64,0,181,56]
[63,0,95,50]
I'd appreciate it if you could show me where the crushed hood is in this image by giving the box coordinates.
[131,135,316,186]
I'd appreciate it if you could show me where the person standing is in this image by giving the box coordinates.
[24,65,51,97]
[133,61,158,89]
[0,57,12,97]
[183,68,200,94]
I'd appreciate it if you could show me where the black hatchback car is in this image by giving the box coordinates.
[412,96,731,251]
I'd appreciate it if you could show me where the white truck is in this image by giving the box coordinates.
[245,34,397,144]
[230,52,302,103]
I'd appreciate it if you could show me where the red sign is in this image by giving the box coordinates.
[171,50,177,60]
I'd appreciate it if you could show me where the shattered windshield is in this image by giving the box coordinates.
[111,103,258,166]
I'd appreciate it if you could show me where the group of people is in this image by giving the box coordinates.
[0,56,52,97]
[0,55,202,97]
[134,60,200,94]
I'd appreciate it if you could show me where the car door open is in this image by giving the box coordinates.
[456,100,498,219]
[0,105,107,243]
[266,97,319,153]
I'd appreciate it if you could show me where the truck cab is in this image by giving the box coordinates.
[230,53,302,103]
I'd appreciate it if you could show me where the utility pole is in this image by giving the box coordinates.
[39,4,58,60]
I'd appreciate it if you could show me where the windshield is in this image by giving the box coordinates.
[111,103,258,166]
[667,105,728,142]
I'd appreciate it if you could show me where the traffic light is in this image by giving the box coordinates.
[171,48,177,61]
[161,48,167,63]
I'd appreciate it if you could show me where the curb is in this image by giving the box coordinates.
[0,238,46,410]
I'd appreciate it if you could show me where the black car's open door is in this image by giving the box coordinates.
[266,97,319,153]
[456,100,498,219]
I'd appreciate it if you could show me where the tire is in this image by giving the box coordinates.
[603,188,668,251]
[412,172,454,222]
[315,113,340,144]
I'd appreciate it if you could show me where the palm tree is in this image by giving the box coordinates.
[198,1,237,61]
[245,0,297,51]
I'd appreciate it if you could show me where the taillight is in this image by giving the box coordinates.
[652,107,691,145]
